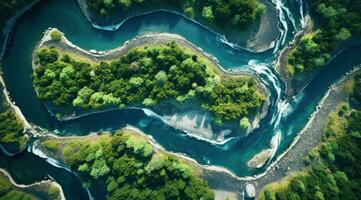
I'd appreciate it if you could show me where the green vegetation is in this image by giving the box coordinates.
[0,172,61,200]
[33,42,264,125]
[50,30,63,42]
[86,0,265,31]
[41,130,214,200]
[0,110,27,153]
[258,74,361,200]
[287,0,361,77]
[0,174,38,200]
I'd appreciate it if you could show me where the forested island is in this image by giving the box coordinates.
[32,29,266,128]
[39,128,214,200]
[258,72,361,200]
[286,0,361,83]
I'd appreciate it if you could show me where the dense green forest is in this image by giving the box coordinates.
[287,0,361,77]
[41,130,214,200]
[33,42,264,125]
[258,74,361,200]
[0,110,27,153]
[86,0,266,30]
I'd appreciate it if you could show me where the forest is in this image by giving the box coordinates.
[86,0,266,30]
[33,42,264,125]
[258,74,361,200]
[0,110,27,153]
[41,130,214,200]
[287,0,361,77]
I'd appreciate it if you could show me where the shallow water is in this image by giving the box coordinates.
[1,0,361,198]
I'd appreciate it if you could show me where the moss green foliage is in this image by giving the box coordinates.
[86,0,265,29]
[42,131,214,200]
[50,30,62,42]
[287,0,361,76]
[258,75,361,200]
[0,110,26,151]
[239,117,251,129]
[0,174,38,200]
[33,43,264,123]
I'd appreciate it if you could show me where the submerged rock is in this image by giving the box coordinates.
[245,184,256,198]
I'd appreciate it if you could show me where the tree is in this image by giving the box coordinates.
[155,70,167,84]
[239,117,251,129]
[336,28,351,41]
[90,157,110,179]
[184,7,194,17]
[202,6,213,21]
[315,191,325,200]
[50,30,62,41]
[125,135,153,157]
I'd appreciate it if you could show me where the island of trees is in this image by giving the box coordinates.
[86,0,266,33]
[286,0,361,79]
[40,128,214,200]
[258,72,361,200]
[33,32,265,126]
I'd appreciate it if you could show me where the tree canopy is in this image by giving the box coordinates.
[287,0,361,76]
[42,130,214,200]
[86,0,266,30]
[33,42,264,124]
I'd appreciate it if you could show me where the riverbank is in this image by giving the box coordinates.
[248,66,361,195]
[76,0,280,53]
[199,66,361,198]
[0,168,65,200]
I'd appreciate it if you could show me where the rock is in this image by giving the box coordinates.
[89,49,97,54]
[245,184,256,198]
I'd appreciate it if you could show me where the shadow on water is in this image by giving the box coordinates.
[0,150,89,200]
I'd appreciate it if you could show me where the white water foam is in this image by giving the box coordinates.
[138,107,238,145]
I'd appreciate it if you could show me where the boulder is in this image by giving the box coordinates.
[245,184,256,198]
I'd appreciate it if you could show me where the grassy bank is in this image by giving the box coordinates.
[39,128,214,200]
[257,71,361,200]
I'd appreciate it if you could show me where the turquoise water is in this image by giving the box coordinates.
[1,0,361,199]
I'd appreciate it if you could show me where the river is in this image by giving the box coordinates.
[1,0,361,199]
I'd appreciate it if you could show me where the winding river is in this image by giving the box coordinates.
[1,0,361,199]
